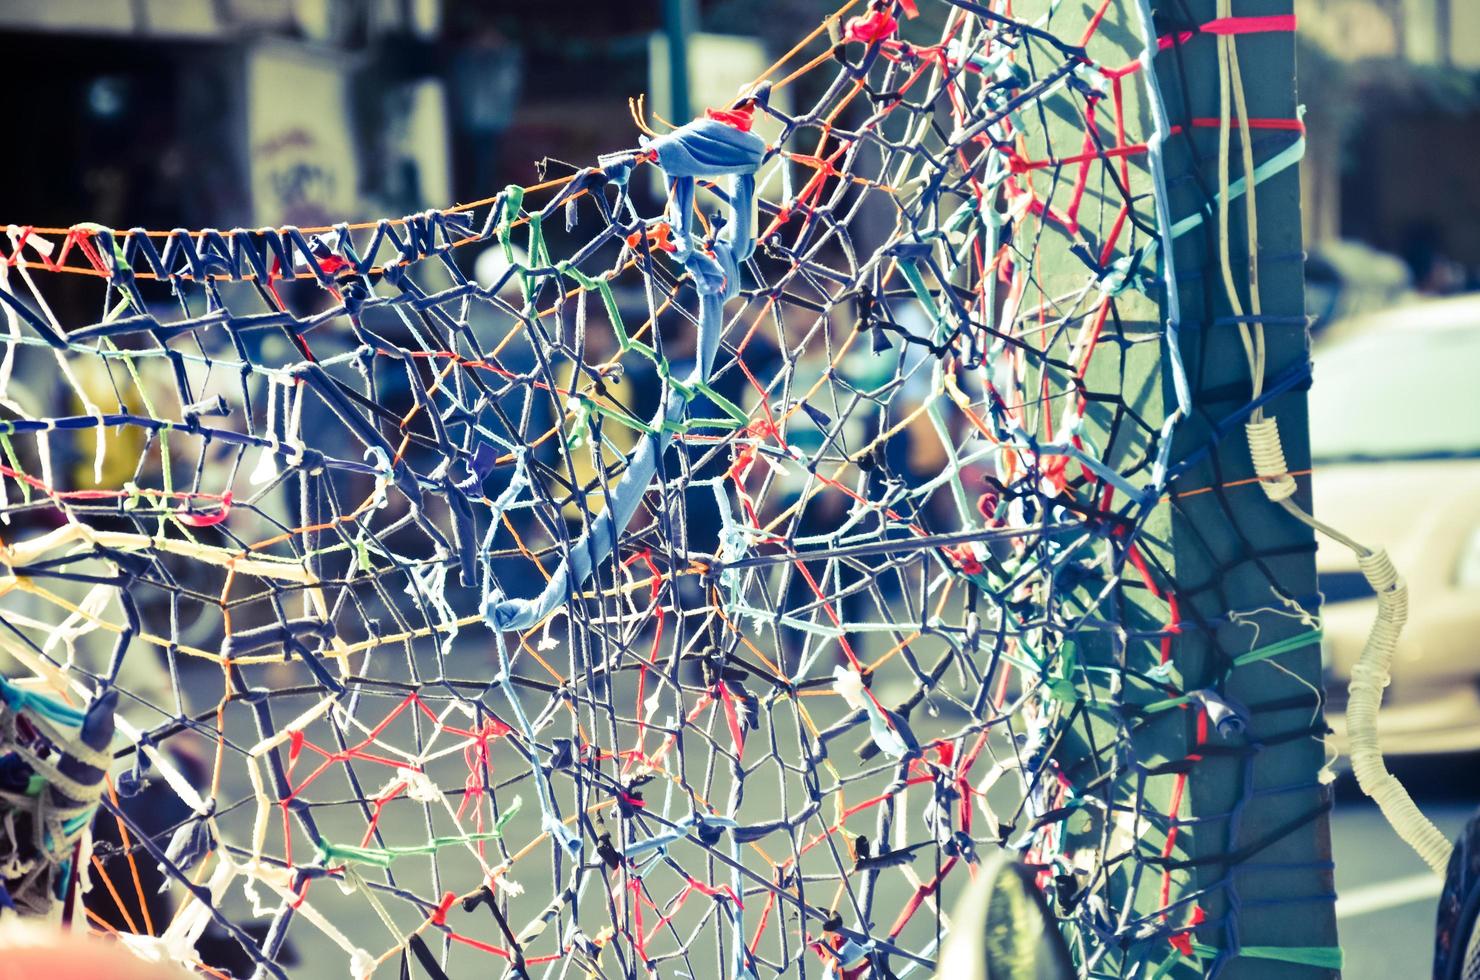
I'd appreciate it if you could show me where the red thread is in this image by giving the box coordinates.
[716,684,746,758]
[1168,905,1206,955]
[178,491,233,527]
[844,10,899,44]
[1189,115,1304,132]
[430,890,456,926]
[288,729,305,765]
[946,545,983,577]
[444,930,511,959]
[976,491,999,524]
[706,106,755,132]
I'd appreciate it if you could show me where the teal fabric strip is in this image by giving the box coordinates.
[1167,112,1307,243]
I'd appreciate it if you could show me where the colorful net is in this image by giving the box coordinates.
[0,1,1339,977]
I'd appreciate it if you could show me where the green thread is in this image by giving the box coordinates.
[0,433,30,503]
[1185,941,1342,972]
[1232,629,1321,669]
[1141,693,1195,714]
[1237,945,1344,970]
[315,796,522,869]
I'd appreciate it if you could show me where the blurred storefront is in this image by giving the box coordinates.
[0,0,451,230]
[0,0,788,244]
[1298,0,1480,295]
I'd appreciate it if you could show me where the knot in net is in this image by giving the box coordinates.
[0,2,1329,978]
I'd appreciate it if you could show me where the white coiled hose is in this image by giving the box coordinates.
[1248,417,1452,873]
[1345,549,1454,872]
[1208,0,1451,876]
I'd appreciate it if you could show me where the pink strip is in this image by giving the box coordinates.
[1158,14,1296,49]
[1203,14,1296,35]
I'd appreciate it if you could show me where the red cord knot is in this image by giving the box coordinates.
[487,716,514,738]
[946,545,984,577]
[4,226,33,268]
[288,728,305,765]
[625,222,678,254]
[316,253,350,276]
[1168,905,1207,955]
[975,491,1000,524]
[430,890,457,926]
[844,9,899,44]
[913,739,954,771]
[179,491,233,528]
[706,104,755,132]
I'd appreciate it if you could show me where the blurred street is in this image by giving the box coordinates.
[1334,766,1478,979]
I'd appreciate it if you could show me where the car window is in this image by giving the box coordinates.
[1309,319,1480,462]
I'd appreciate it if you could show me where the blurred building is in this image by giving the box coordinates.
[0,0,451,230]
[0,0,797,239]
[1298,0,1480,293]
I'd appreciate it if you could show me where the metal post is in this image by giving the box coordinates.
[1153,0,1339,975]
[662,0,694,124]
[1019,0,1338,975]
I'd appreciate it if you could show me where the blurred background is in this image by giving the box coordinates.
[0,1,1476,976]
[1,0,1477,313]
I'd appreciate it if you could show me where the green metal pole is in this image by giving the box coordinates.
[1157,0,1339,975]
[663,0,694,124]
[1014,0,1337,975]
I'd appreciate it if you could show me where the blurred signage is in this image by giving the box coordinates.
[247,43,359,228]
[648,32,787,132]
[381,78,453,217]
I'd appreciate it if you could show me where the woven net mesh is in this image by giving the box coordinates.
[0,1,1325,978]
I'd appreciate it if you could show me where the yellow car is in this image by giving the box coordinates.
[1311,294,1480,754]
